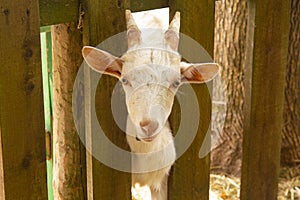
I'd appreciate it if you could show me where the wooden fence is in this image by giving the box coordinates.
[0,0,290,199]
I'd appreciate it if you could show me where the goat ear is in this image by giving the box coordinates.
[180,62,220,83]
[82,46,123,79]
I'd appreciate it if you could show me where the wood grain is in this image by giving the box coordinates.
[82,0,132,199]
[241,0,291,199]
[130,0,168,12]
[39,0,79,26]
[52,22,87,200]
[0,0,48,199]
[168,1,215,199]
[211,0,247,177]
[39,0,172,26]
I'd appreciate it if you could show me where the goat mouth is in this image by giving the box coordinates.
[135,134,158,142]
[135,136,141,141]
[141,134,158,142]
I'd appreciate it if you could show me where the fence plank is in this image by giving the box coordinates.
[82,0,132,199]
[241,0,291,199]
[39,0,169,26]
[168,1,215,200]
[52,23,87,200]
[0,0,48,199]
[39,0,79,26]
[130,0,168,12]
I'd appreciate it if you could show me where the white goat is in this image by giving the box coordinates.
[82,10,219,200]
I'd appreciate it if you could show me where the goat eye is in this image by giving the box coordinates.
[121,78,128,85]
[172,80,181,88]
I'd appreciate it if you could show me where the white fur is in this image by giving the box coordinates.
[132,8,169,50]
[126,118,176,200]
[82,9,220,200]
[123,10,179,200]
[120,48,179,200]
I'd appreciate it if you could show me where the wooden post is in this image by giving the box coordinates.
[241,0,290,199]
[130,0,168,12]
[0,0,48,199]
[39,0,79,26]
[82,0,132,199]
[39,0,171,26]
[51,23,87,200]
[168,1,215,199]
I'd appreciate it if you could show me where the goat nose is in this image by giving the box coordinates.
[139,119,158,135]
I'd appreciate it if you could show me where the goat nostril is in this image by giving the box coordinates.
[139,119,158,135]
[139,119,151,127]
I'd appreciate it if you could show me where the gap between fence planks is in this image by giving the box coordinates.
[0,0,48,199]
[241,0,291,199]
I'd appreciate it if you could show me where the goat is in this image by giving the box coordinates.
[82,10,219,200]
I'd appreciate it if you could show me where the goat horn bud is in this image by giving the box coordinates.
[165,12,180,51]
[125,10,142,49]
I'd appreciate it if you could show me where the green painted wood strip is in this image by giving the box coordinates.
[168,1,215,199]
[40,25,51,33]
[46,31,53,105]
[241,0,291,199]
[41,33,52,145]
[0,0,48,199]
[41,31,54,200]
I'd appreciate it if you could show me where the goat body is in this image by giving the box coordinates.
[82,9,219,200]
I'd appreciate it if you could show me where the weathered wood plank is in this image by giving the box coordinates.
[39,0,170,26]
[0,125,4,199]
[130,0,168,12]
[0,1,48,199]
[168,1,215,200]
[82,0,132,199]
[51,22,87,200]
[39,0,79,26]
[241,0,291,199]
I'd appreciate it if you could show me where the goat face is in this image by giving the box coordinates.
[120,49,181,141]
[82,10,220,142]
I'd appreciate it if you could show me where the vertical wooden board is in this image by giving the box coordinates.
[82,0,132,199]
[169,1,215,200]
[39,0,79,26]
[169,0,215,56]
[0,1,48,199]
[0,126,4,199]
[241,0,290,199]
[51,23,86,200]
[130,0,168,12]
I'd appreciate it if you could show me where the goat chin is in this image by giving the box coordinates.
[126,120,176,200]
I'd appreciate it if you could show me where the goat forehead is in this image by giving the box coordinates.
[126,65,179,84]
[121,49,181,73]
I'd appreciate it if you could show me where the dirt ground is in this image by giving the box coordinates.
[210,164,300,200]
[132,165,300,200]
